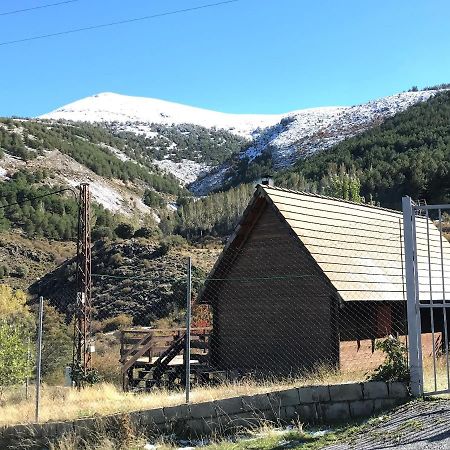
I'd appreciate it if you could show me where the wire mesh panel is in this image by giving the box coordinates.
[194,230,408,386]
[28,242,197,392]
[115,269,195,392]
[187,187,424,390]
[410,204,450,395]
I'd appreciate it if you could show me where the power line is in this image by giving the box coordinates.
[0,0,79,17]
[0,0,239,47]
[92,273,152,280]
[0,187,77,209]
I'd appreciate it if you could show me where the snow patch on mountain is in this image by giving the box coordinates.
[0,146,153,217]
[63,177,123,212]
[191,90,440,194]
[0,167,8,179]
[243,91,437,168]
[40,92,284,139]
[39,89,442,193]
[99,143,131,162]
[153,158,210,185]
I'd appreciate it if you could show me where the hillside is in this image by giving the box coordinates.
[39,90,440,192]
[31,237,220,324]
[276,90,450,207]
[40,92,283,139]
[0,232,75,291]
[1,87,450,321]
[0,119,182,217]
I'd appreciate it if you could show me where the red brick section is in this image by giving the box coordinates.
[340,332,442,372]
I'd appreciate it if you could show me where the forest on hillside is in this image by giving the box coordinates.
[0,119,185,195]
[219,91,450,209]
[174,91,450,237]
[0,170,116,240]
[274,91,450,208]
[2,91,450,243]
[108,122,250,166]
[175,184,254,239]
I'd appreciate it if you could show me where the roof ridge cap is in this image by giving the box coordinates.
[259,184,400,215]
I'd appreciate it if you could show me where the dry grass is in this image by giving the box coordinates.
[46,416,148,450]
[0,367,364,426]
[422,355,450,395]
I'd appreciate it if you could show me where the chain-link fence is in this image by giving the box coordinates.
[189,239,407,388]
[3,193,448,426]
[404,201,450,396]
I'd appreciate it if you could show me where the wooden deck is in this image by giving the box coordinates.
[120,327,212,391]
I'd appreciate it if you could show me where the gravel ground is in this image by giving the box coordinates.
[324,399,450,450]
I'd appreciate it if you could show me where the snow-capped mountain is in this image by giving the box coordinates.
[242,90,437,168]
[40,90,440,191]
[40,92,284,139]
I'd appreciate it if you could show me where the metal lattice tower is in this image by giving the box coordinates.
[73,183,92,386]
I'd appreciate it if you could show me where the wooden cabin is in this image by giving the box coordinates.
[198,185,450,376]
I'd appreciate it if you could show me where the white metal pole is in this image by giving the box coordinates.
[25,336,30,400]
[185,257,192,404]
[35,296,44,422]
[402,196,422,397]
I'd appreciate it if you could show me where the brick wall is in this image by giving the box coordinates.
[340,332,442,372]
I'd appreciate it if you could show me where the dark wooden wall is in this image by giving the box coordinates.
[338,301,407,341]
[209,201,339,375]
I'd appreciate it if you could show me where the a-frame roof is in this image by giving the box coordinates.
[201,185,450,303]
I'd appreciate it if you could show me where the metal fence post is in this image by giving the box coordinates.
[402,196,422,396]
[35,296,44,422]
[185,257,192,404]
[25,336,30,400]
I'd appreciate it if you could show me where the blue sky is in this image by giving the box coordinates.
[1,0,449,117]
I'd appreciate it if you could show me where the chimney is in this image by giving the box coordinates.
[259,175,274,187]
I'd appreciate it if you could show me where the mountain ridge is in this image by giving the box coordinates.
[39,90,440,191]
[39,92,287,139]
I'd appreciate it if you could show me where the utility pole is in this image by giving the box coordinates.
[185,257,192,404]
[72,183,92,388]
[35,296,44,422]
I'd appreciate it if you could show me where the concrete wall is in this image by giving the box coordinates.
[0,381,410,448]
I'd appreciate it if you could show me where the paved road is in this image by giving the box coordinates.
[324,399,450,450]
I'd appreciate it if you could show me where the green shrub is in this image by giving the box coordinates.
[102,314,133,332]
[134,227,154,239]
[71,366,102,386]
[368,336,410,382]
[14,265,28,278]
[115,223,135,239]
[158,235,187,255]
[92,226,113,241]
[143,190,165,208]
[109,253,124,267]
[0,322,31,392]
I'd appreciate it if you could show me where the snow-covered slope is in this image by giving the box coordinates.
[40,92,284,139]
[243,90,437,168]
[40,90,441,191]
[191,90,439,194]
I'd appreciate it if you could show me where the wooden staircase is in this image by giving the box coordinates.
[120,327,211,391]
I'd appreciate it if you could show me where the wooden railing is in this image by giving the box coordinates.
[120,327,211,391]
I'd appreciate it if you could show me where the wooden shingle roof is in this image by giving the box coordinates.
[262,185,450,302]
[200,184,450,303]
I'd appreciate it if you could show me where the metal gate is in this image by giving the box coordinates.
[403,197,450,396]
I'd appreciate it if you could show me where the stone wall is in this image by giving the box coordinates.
[0,381,410,448]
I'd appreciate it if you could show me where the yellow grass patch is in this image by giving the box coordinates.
[0,366,364,426]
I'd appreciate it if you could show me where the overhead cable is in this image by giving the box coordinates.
[0,0,239,47]
[0,0,79,17]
